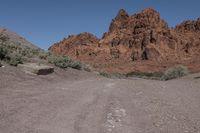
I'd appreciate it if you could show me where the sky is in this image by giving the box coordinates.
[0,0,200,50]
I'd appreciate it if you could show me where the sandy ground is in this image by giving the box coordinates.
[0,65,200,133]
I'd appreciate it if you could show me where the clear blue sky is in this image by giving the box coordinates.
[0,0,200,50]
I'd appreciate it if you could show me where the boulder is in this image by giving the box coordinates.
[18,63,54,75]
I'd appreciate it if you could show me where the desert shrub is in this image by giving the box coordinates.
[0,44,8,59]
[31,49,40,55]
[161,65,189,80]
[82,64,93,72]
[47,54,58,64]
[126,71,163,79]
[68,61,82,70]
[99,72,126,79]
[53,57,71,68]
[47,54,82,69]
[20,47,38,58]
[0,42,24,66]
[21,48,30,56]
[7,54,23,66]
[99,72,112,78]
[39,52,48,59]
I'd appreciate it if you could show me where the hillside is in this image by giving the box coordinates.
[0,27,46,66]
[0,28,39,49]
[49,8,200,74]
[0,27,83,71]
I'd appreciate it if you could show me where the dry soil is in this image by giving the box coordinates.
[0,65,200,133]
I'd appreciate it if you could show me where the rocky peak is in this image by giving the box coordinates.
[139,8,160,17]
[133,8,160,21]
[132,8,167,29]
[108,9,129,33]
[101,8,174,61]
[63,32,99,44]
[75,32,99,40]
[175,18,200,32]
[115,9,129,21]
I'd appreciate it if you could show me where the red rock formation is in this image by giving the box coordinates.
[49,8,200,73]
[49,32,99,58]
[175,18,200,32]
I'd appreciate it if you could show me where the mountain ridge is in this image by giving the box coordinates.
[49,8,200,73]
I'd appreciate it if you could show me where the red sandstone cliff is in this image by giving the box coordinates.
[49,8,200,73]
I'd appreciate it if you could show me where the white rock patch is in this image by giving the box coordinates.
[105,108,126,132]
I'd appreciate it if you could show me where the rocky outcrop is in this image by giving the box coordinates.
[49,32,103,60]
[18,63,54,75]
[101,8,173,61]
[175,18,200,32]
[49,8,200,73]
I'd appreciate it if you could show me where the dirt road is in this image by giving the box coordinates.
[0,66,200,133]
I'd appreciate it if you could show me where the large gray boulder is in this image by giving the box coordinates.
[18,63,54,75]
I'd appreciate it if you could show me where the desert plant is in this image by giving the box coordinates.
[0,40,40,66]
[47,54,82,69]
[126,71,163,79]
[8,55,23,66]
[99,72,126,79]
[39,52,48,59]
[99,72,112,78]
[82,64,93,72]
[53,56,71,68]
[47,54,59,64]
[68,61,82,70]
[0,44,8,59]
[161,65,189,80]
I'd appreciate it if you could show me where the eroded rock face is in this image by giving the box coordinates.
[49,8,200,73]
[101,8,172,61]
[49,32,100,58]
[175,18,200,32]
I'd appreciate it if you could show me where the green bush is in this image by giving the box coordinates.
[0,44,8,60]
[99,72,126,79]
[0,42,23,66]
[1,39,82,69]
[126,71,163,79]
[8,55,23,66]
[161,65,189,80]
[47,54,60,64]
[99,72,112,78]
[47,54,82,69]
[54,57,70,68]
[68,61,82,70]
[39,52,48,60]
